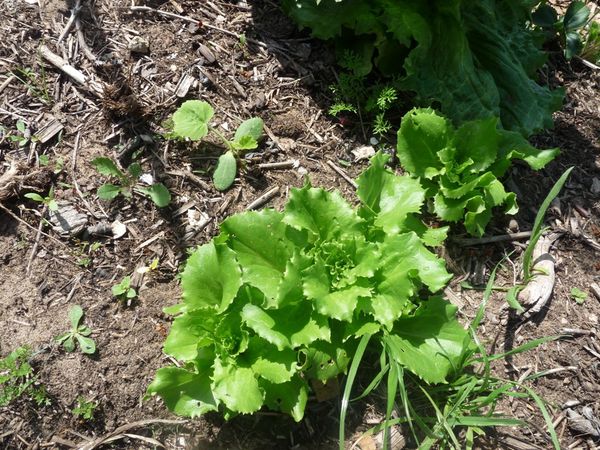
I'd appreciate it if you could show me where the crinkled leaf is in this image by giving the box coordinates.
[262,376,308,422]
[147,367,217,417]
[181,242,242,312]
[316,286,372,322]
[283,185,362,241]
[212,360,263,414]
[172,100,213,140]
[244,339,298,384]
[454,116,498,173]
[241,304,291,350]
[384,296,469,384]
[221,210,290,301]
[396,108,449,179]
[164,311,216,361]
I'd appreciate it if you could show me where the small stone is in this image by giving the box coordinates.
[351,145,375,161]
[369,136,379,145]
[591,178,600,195]
[128,36,149,54]
[508,219,519,232]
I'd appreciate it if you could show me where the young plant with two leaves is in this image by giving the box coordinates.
[91,157,171,207]
[147,152,470,422]
[169,100,264,191]
[395,108,559,236]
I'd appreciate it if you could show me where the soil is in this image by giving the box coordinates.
[0,0,599,449]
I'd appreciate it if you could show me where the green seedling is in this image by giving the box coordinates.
[72,395,98,420]
[55,305,96,354]
[533,1,591,59]
[0,346,50,407]
[111,276,137,300]
[6,119,38,148]
[91,157,171,207]
[24,186,58,211]
[570,287,588,304]
[170,100,264,191]
[12,67,51,104]
[39,155,64,174]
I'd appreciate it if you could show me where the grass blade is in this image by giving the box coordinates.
[523,167,573,280]
[339,333,372,450]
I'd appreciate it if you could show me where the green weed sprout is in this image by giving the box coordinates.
[91,157,171,207]
[72,395,98,420]
[111,276,137,301]
[0,346,50,407]
[24,186,58,211]
[55,305,96,354]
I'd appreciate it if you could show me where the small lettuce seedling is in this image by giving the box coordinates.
[55,305,96,354]
[72,395,98,420]
[170,100,264,191]
[91,157,171,207]
[0,346,50,407]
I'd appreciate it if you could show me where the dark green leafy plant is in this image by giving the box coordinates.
[395,108,559,236]
[91,157,171,207]
[281,0,563,136]
[170,100,264,191]
[55,305,96,355]
[147,153,470,420]
[532,1,591,59]
[0,346,50,407]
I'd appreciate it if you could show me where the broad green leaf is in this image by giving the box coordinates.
[172,100,214,140]
[234,117,263,142]
[68,305,84,329]
[433,193,471,222]
[564,1,589,31]
[374,175,425,234]
[24,193,44,203]
[97,184,121,200]
[221,210,290,301]
[213,151,237,191]
[454,116,498,172]
[241,304,291,350]
[137,183,171,207]
[371,294,410,330]
[91,157,123,178]
[244,338,298,384]
[212,359,263,414]
[356,151,390,215]
[316,286,372,322]
[303,337,353,381]
[396,108,449,179]
[181,242,242,312]
[379,232,451,294]
[532,4,558,28]
[565,30,583,60]
[266,303,331,348]
[163,311,216,361]
[284,185,362,241]
[384,296,469,384]
[262,376,308,422]
[147,367,217,417]
[75,335,96,354]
